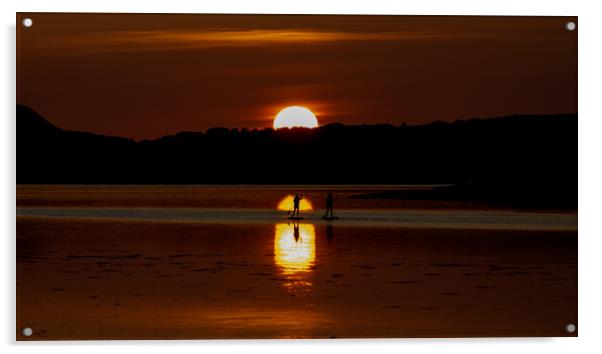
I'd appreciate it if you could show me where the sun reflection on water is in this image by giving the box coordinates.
[276,195,313,211]
[273,223,316,291]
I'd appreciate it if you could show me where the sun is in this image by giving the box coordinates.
[273,106,319,129]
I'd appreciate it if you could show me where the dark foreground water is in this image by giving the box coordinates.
[16,185,577,339]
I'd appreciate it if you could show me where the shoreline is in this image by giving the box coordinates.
[16,207,578,232]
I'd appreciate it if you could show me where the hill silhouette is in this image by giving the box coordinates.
[17,104,576,209]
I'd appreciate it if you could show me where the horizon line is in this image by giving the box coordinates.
[17,103,577,142]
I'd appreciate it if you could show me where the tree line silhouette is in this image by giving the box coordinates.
[17,104,576,209]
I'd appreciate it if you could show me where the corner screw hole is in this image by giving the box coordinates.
[566,22,576,31]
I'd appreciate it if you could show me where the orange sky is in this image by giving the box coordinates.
[17,14,577,139]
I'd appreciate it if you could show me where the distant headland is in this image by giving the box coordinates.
[17,104,576,209]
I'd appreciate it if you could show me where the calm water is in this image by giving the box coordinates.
[16,185,578,339]
[17,185,576,231]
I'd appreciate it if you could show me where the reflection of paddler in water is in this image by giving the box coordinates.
[326,224,333,245]
[293,222,300,242]
[322,192,337,220]
[289,193,303,219]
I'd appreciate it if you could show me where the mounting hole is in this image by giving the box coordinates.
[22,327,33,336]
[22,18,33,28]
[566,22,576,31]
[565,323,576,333]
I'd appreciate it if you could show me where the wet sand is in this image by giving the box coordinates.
[17,217,577,339]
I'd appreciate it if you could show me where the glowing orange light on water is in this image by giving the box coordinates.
[274,223,316,275]
[277,195,313,211]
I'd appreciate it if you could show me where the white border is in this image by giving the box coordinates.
[2,1,601,353]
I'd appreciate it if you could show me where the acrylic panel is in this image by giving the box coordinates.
[16,13,577,340]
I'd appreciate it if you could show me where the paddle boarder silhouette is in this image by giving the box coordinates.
[323,192,335,220]
[291,193,302,219]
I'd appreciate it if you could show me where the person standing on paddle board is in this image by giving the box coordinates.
[291,193,302,218]
[323,192,334,219]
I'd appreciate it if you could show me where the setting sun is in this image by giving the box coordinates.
[273,106,319,129]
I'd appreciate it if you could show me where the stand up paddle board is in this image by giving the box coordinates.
[322,216,339,221]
